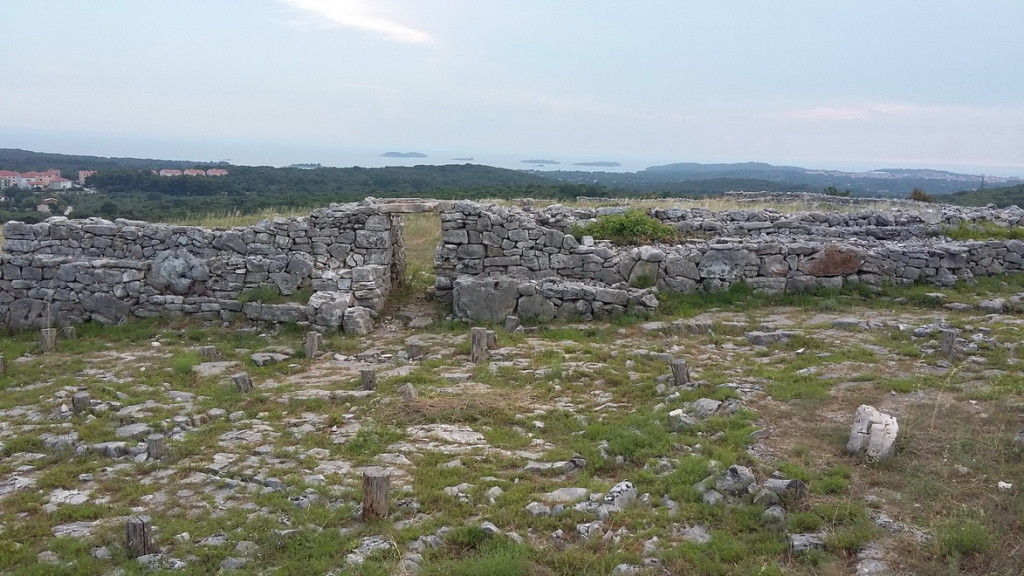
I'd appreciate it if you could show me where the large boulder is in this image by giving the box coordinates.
[452,276,519,323]
[148,248,209,295]
[847,405,899,460]
[698,248,757,281]
[80,293,131,324]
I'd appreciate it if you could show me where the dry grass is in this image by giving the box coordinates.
[168,207,315,228]
[378,387,536,426]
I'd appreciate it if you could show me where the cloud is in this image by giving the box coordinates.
[278,0,433,44]
[782,103,922,121]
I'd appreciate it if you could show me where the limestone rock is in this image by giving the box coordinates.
[453,276,519,323]
[847,405,899,460]
[342,307,373,335]
[715,465,756,495]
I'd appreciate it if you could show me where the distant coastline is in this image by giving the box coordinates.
[573,161,621,167]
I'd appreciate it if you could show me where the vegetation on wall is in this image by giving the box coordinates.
[570,209,680,246]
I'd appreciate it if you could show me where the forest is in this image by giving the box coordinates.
[2,148,1022,224]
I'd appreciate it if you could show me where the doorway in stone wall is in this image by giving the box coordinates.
[386,210,443,322]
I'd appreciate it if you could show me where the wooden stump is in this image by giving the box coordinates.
[504,315,520,333]
[72,392,91,414]
[304,331,321,359]
[670,359,691,386]
[398,383,418,402]
[486,329,498,350]
[126,515,154,558]
[146,434,166,460]
[232,373,253,393]
[470,327,489,363]
[361,467,391,521]
[62,326,76,340]
[407,342,422,359]
[940,329,957,358]
[40,328,57,353]
[360,369,377,391]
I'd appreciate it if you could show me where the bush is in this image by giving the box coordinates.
[571,209,679,246]
[909,188,933,203]
[937,519,993,558]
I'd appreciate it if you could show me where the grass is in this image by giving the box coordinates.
[3,232,1024,575]
[942,220,1024,241]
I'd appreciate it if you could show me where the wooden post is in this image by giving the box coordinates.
[360,369,377,391]
[62,326,76,340]
[304,331,321,359]
[0,355,5,376]
[126,515,154,558]
[670,359,691,386]
[146,434,166,460]
[470,327,489,363]
[232,373,253,393]
[504,315,520,333]
[940,329,957,358]
[398,383,418,402]
[72,392,91,414]
[486,329,498,350]
[361,467,391,521]
[407,342,422,359]
[40,328,57,353]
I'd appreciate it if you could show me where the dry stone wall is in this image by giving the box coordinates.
[4,197,1024,328]
[436,201,1024,321]
[0,201,405,331]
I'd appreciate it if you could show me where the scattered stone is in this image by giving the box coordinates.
[978,298,1006,313]
[716,465,756,495]
[847,405,899,460]
[542,487,590,503]
[678,524,711,544]
[220,557,248,570]
[115,423,153,440]
[525,502,551,517]
[603,481,637,510]
[37,551,60,565]
[251,352,289,366]
[789,532,826,553]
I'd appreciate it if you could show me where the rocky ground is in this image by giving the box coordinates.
[1,279,1024,575]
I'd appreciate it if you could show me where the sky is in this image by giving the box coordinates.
[2,0,1023,175]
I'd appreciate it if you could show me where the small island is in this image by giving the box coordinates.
[381,152,428,158]
[573,161,621,167]
[521,159,560,165]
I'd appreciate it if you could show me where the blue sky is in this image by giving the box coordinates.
[2,0,1022,174]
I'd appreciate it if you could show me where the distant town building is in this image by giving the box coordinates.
[0,170,19,188]
[78,170,96,185]
[158,169,183,177]
[206,168,228,176]
[183,169,206,176]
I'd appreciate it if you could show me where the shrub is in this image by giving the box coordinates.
[909,188,933,203]
[571,209,679,246]
[936,519,993,558]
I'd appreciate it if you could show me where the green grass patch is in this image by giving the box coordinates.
[943,220,1024,241]
[570,209,680,246]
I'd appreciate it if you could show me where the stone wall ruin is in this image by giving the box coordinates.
[435,200,1024,321]
[2,196,1024,329]
[0,200,421,331]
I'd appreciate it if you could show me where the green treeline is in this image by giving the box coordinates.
[943,184,1024,208]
